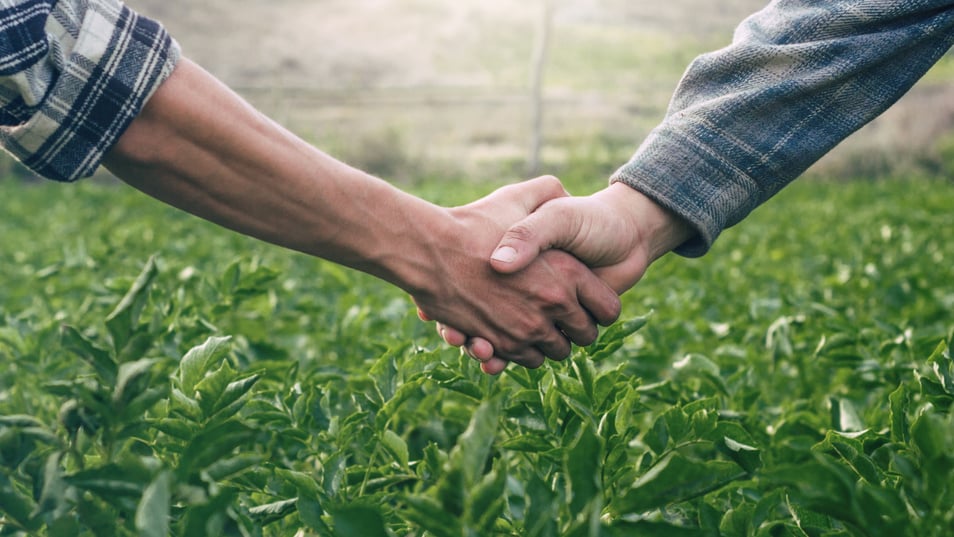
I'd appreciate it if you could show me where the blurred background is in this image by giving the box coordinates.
[11,0,954,185]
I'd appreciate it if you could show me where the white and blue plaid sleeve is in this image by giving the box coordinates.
[612,0,954,256]
[0,0,180,182]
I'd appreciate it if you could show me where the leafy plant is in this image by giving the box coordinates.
[1,178,953,535]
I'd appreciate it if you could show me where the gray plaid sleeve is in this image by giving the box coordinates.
[0,0,180,182]
[612,0,954,257]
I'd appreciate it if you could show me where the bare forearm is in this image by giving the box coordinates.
[102,58,620,365]
[103,58,438,292]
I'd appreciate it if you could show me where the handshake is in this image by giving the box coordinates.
[407,176,692,375]
[103,60,690,375]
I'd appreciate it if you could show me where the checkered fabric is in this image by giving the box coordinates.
[0,0,179,181]
[612,0,954,256]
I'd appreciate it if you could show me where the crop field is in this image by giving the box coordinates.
[1,175,952,536]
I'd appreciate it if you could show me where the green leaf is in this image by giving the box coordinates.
[0,415,45,428]
[331,503,390,537]
[105,256,158,352]
[814,431,881,485]
[524,473,558,537]
[323,452,348,497]
[194,361,235,417]
[565,423,603,513]
[719,504,755,537]
[553,372,590,407]
[403,494,463,537]
[645,415,669,455]
[910,411,954,462]
[170,387,202,421]
[585,314,651,361]
[829,397,864,432]
[928,340,954,393]
[663,406,690,444]
[60,325,117,384]
[248,497,298,524]
[276,469,321,499]
[381,429,409,468]
[672,354,728,395]
[65,464,148,502]
[177,420,255,479]
[449,398,501,488]
[297,497,327,531]
[613,386,641,436]
[612,453,744,515]
[571,359,597,405]
[135,471,172,537]
[112,358,158,407]
[467,467,507,531]
[888,383,910,443]
[376,377,426,429]
[47,515,82,537]
[205,454,263,482]
[435,466,466,517]
[722,436,761,474]
[0,472,40,531]
[178,336,232,394]
[500,434,554,453]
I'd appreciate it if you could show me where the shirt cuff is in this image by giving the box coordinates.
[609,126,762,258]
[6,1,180,182]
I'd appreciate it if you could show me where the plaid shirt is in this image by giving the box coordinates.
[0,0,179,182]
[612,0,954,256]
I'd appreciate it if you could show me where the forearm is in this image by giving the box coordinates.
[103,58,439,293]
[104,58,621,364]
[613,0,954,256]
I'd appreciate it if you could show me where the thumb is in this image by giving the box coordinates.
[490,202,578,274]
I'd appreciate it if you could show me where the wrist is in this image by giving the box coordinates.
[593,183,693,263]
[339,188,452,296]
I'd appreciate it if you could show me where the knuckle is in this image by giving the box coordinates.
[504,223,539,245]
[495,338,523,357]
[540,250,580,273]
[536,288,563,309]
[536,175,566,195]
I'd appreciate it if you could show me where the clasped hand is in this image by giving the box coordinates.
[413,178,692,375]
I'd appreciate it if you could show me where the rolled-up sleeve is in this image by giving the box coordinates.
[611,0,954,257]
[0,0,180,182]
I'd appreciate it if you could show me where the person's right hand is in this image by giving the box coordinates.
[410,176,623,369]
[436,182,694,374]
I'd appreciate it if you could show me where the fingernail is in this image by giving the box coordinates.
[491,246,517,263]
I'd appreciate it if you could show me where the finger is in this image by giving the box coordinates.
[437,323,468,347]
[480,357,509,375]
[535,330,573,361]
[575,269,622,327]
[465,337,495,361]
[494,344,548,370]
[555,313,600,350]
[533,252,620,341]
[490,201,579,274]
[490,175,569,214]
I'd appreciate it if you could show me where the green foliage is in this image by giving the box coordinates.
[1,178,954,535]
